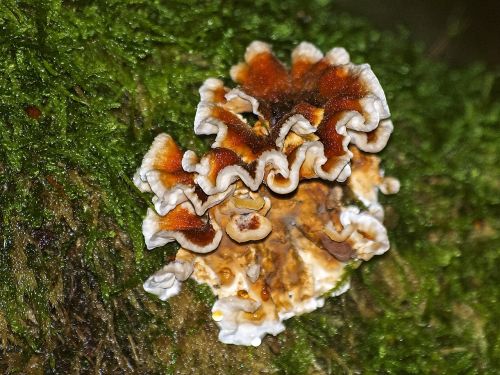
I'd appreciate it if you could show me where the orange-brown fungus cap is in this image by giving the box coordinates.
[142,203,222,253]
[192,41,392,196]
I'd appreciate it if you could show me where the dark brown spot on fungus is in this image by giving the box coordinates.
[261,285,270,301]
[237,214,260,231]
[320,234,355,262]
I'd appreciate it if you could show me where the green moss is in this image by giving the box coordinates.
[274,333,315,374]
[186,279,216,307]
[1,0,499,373]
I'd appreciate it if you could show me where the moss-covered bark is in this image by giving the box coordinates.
[1,0,499,373]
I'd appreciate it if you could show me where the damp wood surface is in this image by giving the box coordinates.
[0,0,499,374]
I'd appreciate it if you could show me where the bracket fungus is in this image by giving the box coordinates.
[136,41,399,346]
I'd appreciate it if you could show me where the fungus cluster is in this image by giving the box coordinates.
[135,41,399,346]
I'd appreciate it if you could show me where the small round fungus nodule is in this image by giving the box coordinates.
[135,41,398,346]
